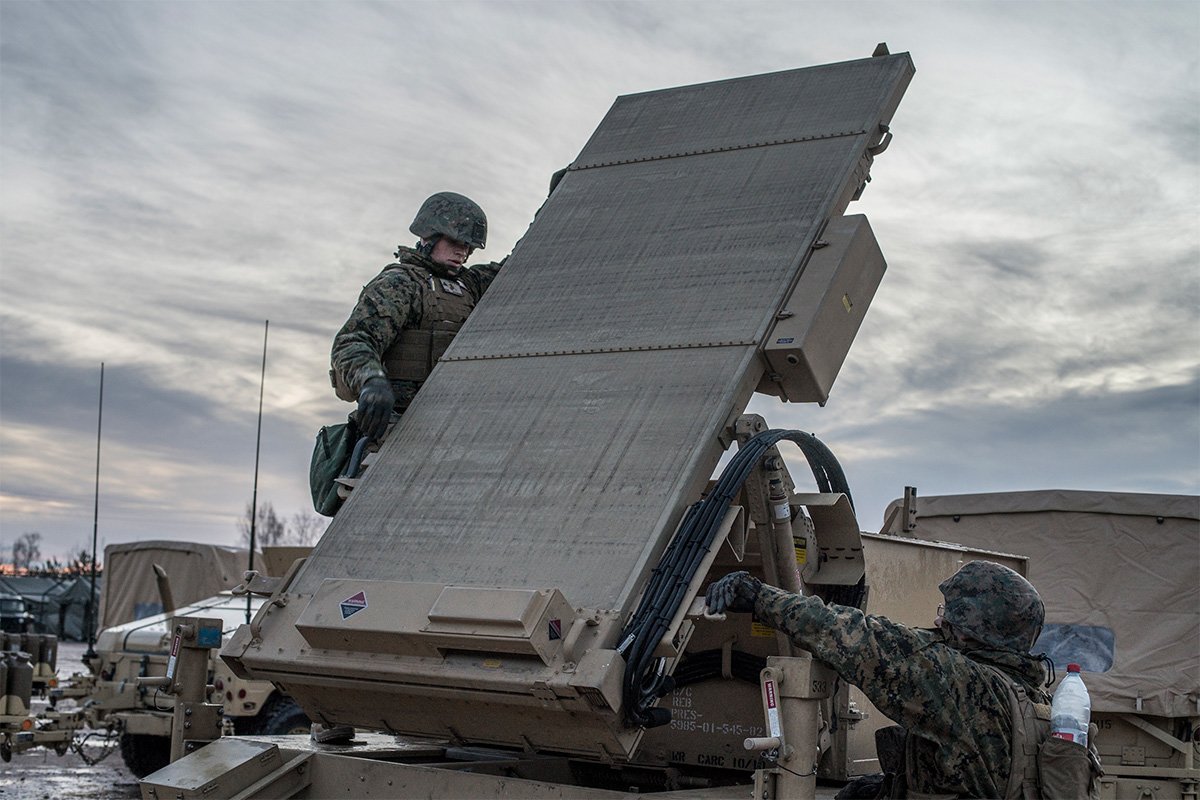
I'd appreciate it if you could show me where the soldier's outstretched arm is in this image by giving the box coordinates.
[751,585,981,742]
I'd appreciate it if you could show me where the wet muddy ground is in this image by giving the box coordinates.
[0,642,139,800]
[0,745,139,800]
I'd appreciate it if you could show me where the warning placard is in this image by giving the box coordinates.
[340,590,367,620]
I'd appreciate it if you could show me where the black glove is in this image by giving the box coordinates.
[356,377,395,442]
[705,571,762,616]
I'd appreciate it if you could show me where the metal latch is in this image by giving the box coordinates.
[838,700,870,726]
[232,570,285,601]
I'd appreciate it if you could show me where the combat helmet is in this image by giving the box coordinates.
[938,561,1044,652]
[410,192,487,249]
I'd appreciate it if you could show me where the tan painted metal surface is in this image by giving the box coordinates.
[223,52,915,764]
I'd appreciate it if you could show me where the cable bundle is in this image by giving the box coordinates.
[672,648,767,687]
[618,429,855,727]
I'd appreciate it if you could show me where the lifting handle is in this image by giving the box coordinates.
[745,736,782,751]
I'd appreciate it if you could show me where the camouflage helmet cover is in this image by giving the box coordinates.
[410,191,487,249]
[939,560,1045,652]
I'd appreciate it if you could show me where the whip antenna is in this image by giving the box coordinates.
[248,321,268,624]
[84,363,104,662]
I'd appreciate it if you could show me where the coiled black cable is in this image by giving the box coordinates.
[619,429,856,727]
[672,649,767,687]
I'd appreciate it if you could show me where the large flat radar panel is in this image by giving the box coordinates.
[450,140,861,356]
[297,55,911,604]
[233,53,913,752]
[295,347,759,609]
[451,55,912,357]
[573,57,910,167]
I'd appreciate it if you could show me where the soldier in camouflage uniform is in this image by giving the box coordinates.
[706,560,1053,798]
[330,192,504,441]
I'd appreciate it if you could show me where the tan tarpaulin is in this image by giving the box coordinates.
[99,541,254,629]
[882,490,1199,718]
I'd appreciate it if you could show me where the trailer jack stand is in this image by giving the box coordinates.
[138,616,224,765]
[746,654,834,799]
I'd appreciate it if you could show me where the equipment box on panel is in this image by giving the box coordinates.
[757,214,886,404]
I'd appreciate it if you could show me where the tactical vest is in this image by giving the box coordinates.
[898,665,1099,800]
[332,263,477,404]
[996,672,1051,800]
[380,265,475,383]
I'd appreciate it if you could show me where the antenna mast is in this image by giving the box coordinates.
[248,321,268,623]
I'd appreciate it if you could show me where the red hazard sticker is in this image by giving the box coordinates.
[340,590,367,620]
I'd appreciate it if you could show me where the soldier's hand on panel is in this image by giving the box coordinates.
[357,377,396,442]
[705,571,762,616]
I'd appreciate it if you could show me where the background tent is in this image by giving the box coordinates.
[0,574,100,640]
[884,489,1199,718]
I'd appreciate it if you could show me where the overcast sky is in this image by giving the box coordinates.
[1,0,1197,562]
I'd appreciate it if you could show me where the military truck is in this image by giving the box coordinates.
[97,539,253,629]
[138,47,925,799]
[0,592,35,634]
[882,488,1200,799]
[53,542,312,776]
[79,591,310,776]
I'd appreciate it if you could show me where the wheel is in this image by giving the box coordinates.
[118,732,171,778]
[244,694,310,736]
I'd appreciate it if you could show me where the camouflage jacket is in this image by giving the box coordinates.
[330,247,502,405]
[754,586,1049,798]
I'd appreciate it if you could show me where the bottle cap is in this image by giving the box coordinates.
[1067,663,1081,673]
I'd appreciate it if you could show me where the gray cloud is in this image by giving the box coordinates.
[2,1,1197,558]
[756,376,1200,529]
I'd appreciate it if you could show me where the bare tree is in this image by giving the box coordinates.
[12,532,42,571]
[237,501,287,549]
[238,503,329,548]
[288,510,327,546]
[68,548,95,576]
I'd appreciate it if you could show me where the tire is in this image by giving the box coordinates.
[119,732,171,778]
[244,694,310,736]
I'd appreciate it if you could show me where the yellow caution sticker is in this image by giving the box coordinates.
[751,622,776,638]
[481,659,502,669]
[795,546,807,565]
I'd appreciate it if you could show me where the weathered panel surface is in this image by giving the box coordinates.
[572,57,911,167]
[295,346,759,610]
[239,55,914,750]
[451,139,865,356]
[296,54,913,618]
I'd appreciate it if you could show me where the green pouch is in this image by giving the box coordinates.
[310,421,355,517]
[1038,735,1101,800]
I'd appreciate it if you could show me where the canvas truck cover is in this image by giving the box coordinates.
[100,540,253,629]
[886,490,1200,718]
[225,52,914,756]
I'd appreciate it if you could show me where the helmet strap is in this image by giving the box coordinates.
[416,235,440,258]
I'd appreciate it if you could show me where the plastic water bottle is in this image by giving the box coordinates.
[1050,663,1091,746]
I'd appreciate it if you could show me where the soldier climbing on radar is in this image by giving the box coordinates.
[705,560,1101,799]
[311,192,504,744]
[311,194,504,510]
[330,191,504,443]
